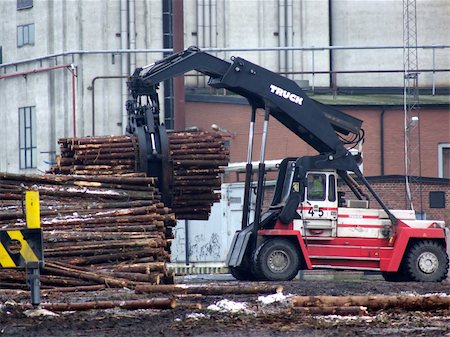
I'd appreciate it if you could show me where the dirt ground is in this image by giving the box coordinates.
[1,275,449,337]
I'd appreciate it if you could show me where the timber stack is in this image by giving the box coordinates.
[168,131,229,220]
[49,135,139,176]
[50,131,230,220]
[0,172,175,290]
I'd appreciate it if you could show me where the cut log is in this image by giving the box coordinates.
[292,306,368,316]
[40,297,176,311]
[291,295,450,311]
[135,284,283,295]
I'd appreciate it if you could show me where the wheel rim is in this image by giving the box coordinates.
[417,251,439,274]
[267,249,290,273]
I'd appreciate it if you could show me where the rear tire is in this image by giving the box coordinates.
[254,238,300,281]
[405,240,448,282]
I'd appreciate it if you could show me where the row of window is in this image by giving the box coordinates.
[19,106,37,169]
[10,105,450,175]
[17,0,34,47]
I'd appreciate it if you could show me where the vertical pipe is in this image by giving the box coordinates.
[204,0,211,47]
[278,0,286,74]
[173,0,185,130]
[129,0,136,73]
[210,0,217,47]
[311,49,315,92]
[286,0,293,79]
[328,0,334,88]
[71,65,77,138]
[380,109,385,175]
[120,0,129,134]
[197,0,204,47]
[241,107,256,230]
[432,47,436,95]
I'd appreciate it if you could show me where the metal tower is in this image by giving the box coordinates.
[403,0,423,214]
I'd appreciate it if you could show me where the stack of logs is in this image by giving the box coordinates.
[50,131,229,220]
[168,131,229,220]
[49,135,139,176]
[0,172,175,290]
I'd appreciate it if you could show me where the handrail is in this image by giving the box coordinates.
[1,44,449,69]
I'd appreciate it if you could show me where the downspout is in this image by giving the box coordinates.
[286,0,293,79]
[129,0,136,74]
[328,0,334,89]
[91,75,128,136]
[70,64,77,138]
[278,0,286,74]
[210,0,217,48]
[173,0,185,130]
[120,0,129,134]
[380,108,385,175]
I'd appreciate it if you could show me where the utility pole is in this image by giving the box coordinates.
[403,0,423,215]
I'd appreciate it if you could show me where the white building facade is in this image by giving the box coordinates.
[0,0,449,173]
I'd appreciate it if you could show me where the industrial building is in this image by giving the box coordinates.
[1,0,449,265]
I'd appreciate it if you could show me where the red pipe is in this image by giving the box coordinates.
[0,63,77,138]
[0,64,72,79]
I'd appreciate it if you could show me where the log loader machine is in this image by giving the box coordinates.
[127,46,449,282]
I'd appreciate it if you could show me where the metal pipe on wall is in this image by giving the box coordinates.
[173,0,185,130]
[120,0,129,134]
[278,0,286,74]
[210,0,217,48]
[129,0,136,73]
[286,0,293,80]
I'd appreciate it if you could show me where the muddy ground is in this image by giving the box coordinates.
[0,275,449,337]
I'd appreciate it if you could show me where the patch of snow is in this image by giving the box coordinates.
[257,292,292,305]
[24,308,59,317]
[207,299,253,314]
[186,313,208,320]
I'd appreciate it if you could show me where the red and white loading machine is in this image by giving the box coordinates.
[127,47,449,282]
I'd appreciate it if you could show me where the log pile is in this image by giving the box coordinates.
[49,135,139,176]
[0,172,175,290]
[168,131,229,220]
[50,131,230,220]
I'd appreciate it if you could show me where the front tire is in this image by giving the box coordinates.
[254,238,300,281]
[405,240,449,282]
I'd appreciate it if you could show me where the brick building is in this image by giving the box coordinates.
[183,95,450,224]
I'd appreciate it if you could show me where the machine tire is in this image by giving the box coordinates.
[254,238,300,281]
[404,240,449,282]
[229,266,257,281]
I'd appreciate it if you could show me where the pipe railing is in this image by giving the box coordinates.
[1,45,449,95]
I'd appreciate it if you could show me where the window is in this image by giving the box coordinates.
[429,191,445,208]
[17,0,33,10]
[438,143,450,178]
[17,23,35,47]
[307,174,326,201]
[328,174,336,202]
[19,106,37,169]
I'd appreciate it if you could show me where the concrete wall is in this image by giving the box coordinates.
[1,0,449,173]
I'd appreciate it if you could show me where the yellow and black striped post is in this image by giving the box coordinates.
[0,190,44,306]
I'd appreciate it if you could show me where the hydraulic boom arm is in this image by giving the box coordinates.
[128,46,363,157]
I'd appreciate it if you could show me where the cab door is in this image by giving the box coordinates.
[300,172,338,237]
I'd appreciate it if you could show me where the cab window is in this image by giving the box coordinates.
[328,174,336,202]
[307,174,326,201]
